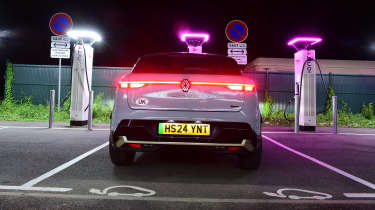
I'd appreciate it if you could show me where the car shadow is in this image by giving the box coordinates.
[111,148,258,184]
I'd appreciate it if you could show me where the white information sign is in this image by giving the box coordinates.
[51,35,70,42]
[228,42,247,48]
[228,48,247,55]
[228,42,247,65]
[50,48,70,59]
[228,55,247,65]
[50,35,71,58]
[51,41,70,48]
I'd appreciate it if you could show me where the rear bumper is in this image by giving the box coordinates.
[111,106,261,137]
[111,119,261,153]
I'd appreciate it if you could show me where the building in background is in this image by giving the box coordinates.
[246,57,375,75]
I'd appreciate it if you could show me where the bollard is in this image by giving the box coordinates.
[295,95,300,134]
[294,82,300,134]
[332,96,338,134]
[49,90,55,128]
[88,91,94,131]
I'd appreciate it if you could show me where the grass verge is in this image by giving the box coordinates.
[263,110,375,128]
[1,95,374,127]
[0,93,112,123]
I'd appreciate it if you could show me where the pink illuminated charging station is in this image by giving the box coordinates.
[180,33,209,53]
[288,37,322,132]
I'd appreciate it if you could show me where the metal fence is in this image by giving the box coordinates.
[11,64,132,106]
[10,64,375,113]
[243,71,375,113]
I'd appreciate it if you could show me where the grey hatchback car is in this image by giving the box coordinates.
[109,52,262,169]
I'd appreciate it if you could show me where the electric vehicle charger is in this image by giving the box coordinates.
[65,43,91,113]
[69,41,94,126]
[283,58,329,123]
[67,30,101,126]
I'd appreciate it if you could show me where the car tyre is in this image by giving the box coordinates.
[238,139,262,170]
[109,136,135,166]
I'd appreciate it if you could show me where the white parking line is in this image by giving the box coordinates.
[344,193,375,198]
[263,131,333,135]
[0,192,375,205]
[340,133,375,136]
[1,191,375,204]
[0,185,71,192]
[262,135,375,190]
[263,131,375,136]
[22,142,109,187]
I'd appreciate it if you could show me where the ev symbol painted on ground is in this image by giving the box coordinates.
[263,188,333,200]
[90,185,156,197]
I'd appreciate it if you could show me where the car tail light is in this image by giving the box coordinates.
[226,85,243,90]
[119,81,179,89]
[244,84,255,91]
[226,84,255,91]
[119,82,146,88]
[119,80,255,92]
[191,82,255,92]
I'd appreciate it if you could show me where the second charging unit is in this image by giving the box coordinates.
[288,37,323,132]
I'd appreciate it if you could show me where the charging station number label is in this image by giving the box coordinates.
[158,123,210,136]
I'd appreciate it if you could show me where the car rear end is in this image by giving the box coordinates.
[109,52,262,169]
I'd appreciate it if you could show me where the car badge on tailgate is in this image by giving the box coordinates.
[136,98,148,105]
[180,79,191,92]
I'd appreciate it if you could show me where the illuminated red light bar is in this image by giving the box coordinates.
[227,146,240,151]
[119,81,255,91]
[119,81,179,88]
[128,143,142,148]
[191,82,255,91]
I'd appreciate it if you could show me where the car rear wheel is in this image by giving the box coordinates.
[109,136,135,166]
[238,139,262,170]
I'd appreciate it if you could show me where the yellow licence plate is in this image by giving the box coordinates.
[158,123,210,136]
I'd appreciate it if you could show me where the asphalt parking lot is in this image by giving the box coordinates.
[0,121,375,209]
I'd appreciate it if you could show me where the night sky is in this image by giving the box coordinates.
[1,2,375,67]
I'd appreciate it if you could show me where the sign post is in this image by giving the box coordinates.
[49,13,73,112]
[225,20,248,66]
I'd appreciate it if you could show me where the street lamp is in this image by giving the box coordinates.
[67,30,102,45]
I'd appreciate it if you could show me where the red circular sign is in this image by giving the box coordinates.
[49,13,73,35]
[225,20,248,42]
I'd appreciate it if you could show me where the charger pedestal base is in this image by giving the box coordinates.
[299,126,316,132]
[70,120,88,126]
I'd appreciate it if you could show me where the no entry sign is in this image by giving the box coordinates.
[225,20,248,43]
[49,13,73,35]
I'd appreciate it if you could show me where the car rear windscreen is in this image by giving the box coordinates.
[132,54,241,75]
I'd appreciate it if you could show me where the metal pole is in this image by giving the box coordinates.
[49,90,55,128]
[332,96,338,134]
[294,82,300,134]
[58,58,61,112]
[295,95,300,134]
[88,90,94,131]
